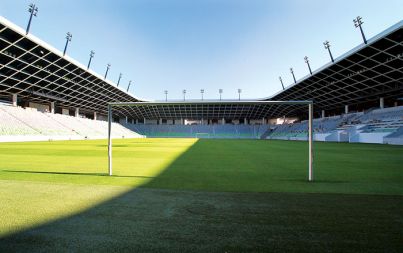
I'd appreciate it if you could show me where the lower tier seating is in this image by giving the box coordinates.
[0,104,142,141]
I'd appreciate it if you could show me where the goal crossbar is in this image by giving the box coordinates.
[107,100,314,181]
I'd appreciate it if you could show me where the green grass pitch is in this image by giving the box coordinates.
[0,138,402,252]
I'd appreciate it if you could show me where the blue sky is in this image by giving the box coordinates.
[1,0,402,101]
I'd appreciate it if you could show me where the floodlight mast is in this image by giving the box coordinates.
[107,100,314,181]
[104,64,111,79]
[304,56,312,75]
[279,76,285,90]
[26,3,38,35]
[87,50,95,70]
[117,73,122,87]
[354,16,367,44]
[127,80,132,92]
[63,32,72,56]
[290,68,297,84]
[323,41,334,62]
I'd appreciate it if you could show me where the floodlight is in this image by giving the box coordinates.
[323,41,334,62]
[353,16,367,44]
[117,73,122,87]
[127,80,132,92]
[164,90,168,101]
[26,3,39,34]
[290,68,296,84]
[304,56,312,75]
[104,63,111,79]
[63,32,72,56]
[279,76,284,90]
[87,50,95,70]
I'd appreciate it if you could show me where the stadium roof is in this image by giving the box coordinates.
[265,20,403,117]
[0,16,145,118]
[0,16,402,120]
[109,100,312,120]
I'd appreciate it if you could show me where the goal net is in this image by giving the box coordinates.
[107,100,314,181]
[195,133,210,139]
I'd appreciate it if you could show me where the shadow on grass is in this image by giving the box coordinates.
[0,139,402,252]
[278,178,349,184]
[1,170,154,179]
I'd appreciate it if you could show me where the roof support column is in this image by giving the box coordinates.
[126,116,128,124]
[380,97,384,109]
[222,118,225,125]
[94,112,97,120]
[144,118,146,125]
[344,105,349,114]
[262,118,265,125]
[75,108,79,117]
[244,118,247,125]
[50,102,55,114]
[12,94,17,107]
[159,118,163,125]
[321,110,325,118]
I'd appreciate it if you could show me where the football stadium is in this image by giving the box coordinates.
[0,2,402,252]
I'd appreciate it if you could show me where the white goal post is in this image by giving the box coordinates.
[107,100,314,181]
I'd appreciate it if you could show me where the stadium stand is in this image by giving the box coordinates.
[126,124,271,139]
[0,16,401,145]
[266,106,403,144]
[1,103,403,144]
[0,104,143,142]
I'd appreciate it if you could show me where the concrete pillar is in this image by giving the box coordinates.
[344,105,349,114]
[75,108,79,117]
[125,116,128,124]
[181,118,184,125]
[12,94,17,107]
[143,118,146,125]
[244,118,247,125]
[222,118,225,125]
[380,97,384,109]
[394,101,398,107]
[93,112,97,120]
[50,102,55,114]
[262,118,265,125]
[159,118,163,125]
[321,110,325,118]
